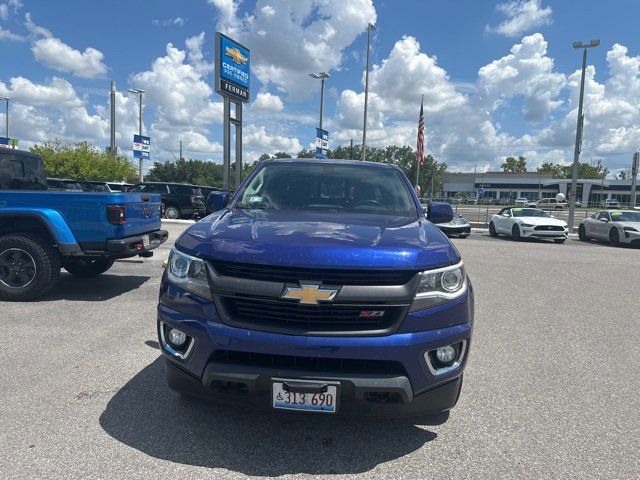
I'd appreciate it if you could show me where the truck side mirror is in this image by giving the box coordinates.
[206,191,229,213]
[427,202,454,224]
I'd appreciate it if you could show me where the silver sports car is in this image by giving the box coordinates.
[578,210,640,247]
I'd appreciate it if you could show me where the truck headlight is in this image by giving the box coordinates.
[166,247,212,299]
[413,262,467,311]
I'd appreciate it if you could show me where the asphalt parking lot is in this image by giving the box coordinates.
[1,222,639,479]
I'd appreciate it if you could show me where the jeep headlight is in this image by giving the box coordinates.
[166,248,211,299]
[412,262,467,311]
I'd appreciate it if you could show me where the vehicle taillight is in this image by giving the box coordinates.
[107,205,126,225]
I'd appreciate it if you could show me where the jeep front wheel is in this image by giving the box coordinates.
[0,234,61,301]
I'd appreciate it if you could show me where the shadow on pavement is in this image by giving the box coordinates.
[100,357,438,476]
[41,273,151,301]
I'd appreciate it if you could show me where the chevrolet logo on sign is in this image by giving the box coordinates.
[281,283,339,305]
[225,46,248,65]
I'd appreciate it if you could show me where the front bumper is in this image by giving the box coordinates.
[106,229,168,256]
[165,358,463,417]
[157,293,473,417]
[521,227,568,239]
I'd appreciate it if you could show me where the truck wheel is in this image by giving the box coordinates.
[0,234,61,301]
[164,206,181,219]
[64,257,115,278]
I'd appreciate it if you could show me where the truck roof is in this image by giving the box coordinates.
[262,158,396,169]
[0,148,41,159]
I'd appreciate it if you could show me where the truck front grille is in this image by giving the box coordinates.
[210,260,416,286]
[211,350,407,375]
[219,296,407,335]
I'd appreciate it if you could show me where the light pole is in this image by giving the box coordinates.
[361,22,376,161]
[568,39,599,231]
[309,72,330,131]
[127,88,145,182]
[0,96,9,138]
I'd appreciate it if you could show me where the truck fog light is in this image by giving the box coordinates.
[168,328,187,347]
[436,345,456,364]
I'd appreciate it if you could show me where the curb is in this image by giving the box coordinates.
[161,219,196,225]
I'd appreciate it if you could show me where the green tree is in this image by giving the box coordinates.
[31,140,137,181]
[146,158,224,187]
[501,156,527,173]
[537,160,609,179]
[537,162,563,177]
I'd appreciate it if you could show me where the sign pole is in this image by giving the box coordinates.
[223,96,231,191]
[234,101,243,188]
[631,151,639,209]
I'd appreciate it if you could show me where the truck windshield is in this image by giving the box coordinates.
[236,162,418,217]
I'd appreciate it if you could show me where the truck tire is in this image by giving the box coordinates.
[64,257,115,278]
[164,205,181,219]
[0,234,61,301]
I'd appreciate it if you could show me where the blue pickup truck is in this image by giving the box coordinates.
[0,149,168,300]
[158,158,473,418]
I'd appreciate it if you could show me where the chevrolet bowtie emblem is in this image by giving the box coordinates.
[225,46,248,65]
[281,283,339,305]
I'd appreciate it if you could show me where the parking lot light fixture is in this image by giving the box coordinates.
[0,96,9,138]
[127,88,145,182]
[308,72,330,131]
[568,39,599,231]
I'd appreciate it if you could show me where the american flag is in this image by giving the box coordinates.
[416,96,424,166]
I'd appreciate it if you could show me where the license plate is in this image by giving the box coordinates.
[142,234,150,248]
[272,380,338,413]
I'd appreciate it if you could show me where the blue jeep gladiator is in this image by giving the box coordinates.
[158,159,473,417]
[0,149,168,300]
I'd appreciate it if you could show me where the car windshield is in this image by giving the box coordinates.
[512,208,549,217]
[235,162,418,217]
[610,211,640,222]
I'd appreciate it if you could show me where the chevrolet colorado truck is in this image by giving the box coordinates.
[158,159,474,417]
[0,149,168,300]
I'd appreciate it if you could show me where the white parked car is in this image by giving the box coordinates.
[578,210,640,247]
[489,207,568,243]
[514,197,529,207]
[536,198,567,210]
[601,198,621,209]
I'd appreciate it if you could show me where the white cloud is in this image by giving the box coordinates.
[477,33,565,122]
[486,0,552,38]
[152,17,186,27]
[130,35,224,158]
[0,76,84,108]
[210,0,377,98]
[25,13,108,78]
[244,125,301,155]
[0,26,23,41]
[251,92,284,112]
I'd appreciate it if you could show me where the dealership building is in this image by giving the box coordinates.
[441,172,638,205]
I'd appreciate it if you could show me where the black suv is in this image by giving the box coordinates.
[0,149,48,190]
[128,182,205,219]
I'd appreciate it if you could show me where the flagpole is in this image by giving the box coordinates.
[415,94,423,190]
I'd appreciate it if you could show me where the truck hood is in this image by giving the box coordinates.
[176,209,460,270]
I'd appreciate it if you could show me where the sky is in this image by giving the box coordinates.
[1,0,640,177]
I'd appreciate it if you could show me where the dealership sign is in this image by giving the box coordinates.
[315,128,328,158]
[0,137,18,149]
[215,32,250,102]
[133,134,150,159]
